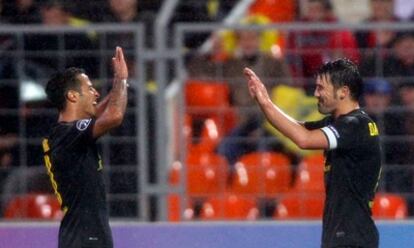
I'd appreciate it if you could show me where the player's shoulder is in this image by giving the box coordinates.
[74,118,93,131]
[48,118,94,139]
[339,109,371,126]
[57,118,93,130]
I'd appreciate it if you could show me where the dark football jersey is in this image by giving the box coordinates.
[42,119,113,248]
[305,109,381,248]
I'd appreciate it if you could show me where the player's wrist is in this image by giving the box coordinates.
[121,79,129,87]
[257,95,272,106]
[115,77,129,87]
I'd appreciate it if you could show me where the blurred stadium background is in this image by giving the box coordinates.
[1,0,414,247]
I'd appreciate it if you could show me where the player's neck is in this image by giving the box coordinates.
[58,107,89,123]
[333,101,360,119]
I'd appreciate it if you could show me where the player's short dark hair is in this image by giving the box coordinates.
[45,67,85,111]
[317,58,362,101]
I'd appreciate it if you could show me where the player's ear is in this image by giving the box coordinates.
[339,86,350,100]
[66,90,79,103]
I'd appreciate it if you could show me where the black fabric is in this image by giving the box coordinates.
[43,118,113,248]
[306,109,381,248]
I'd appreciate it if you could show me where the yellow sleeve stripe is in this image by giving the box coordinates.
[42,139,50,152]
[42,139,66,212]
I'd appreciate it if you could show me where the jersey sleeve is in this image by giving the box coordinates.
[319,116,363,150]
[304,116,331,130]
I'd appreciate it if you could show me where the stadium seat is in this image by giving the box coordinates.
[185,80,236,134]
[231,152,292,197]
[169,152,229,197]
[167,194,194,222]
[184,114,193,150]
[372,193,408,220]
[209,107,238,136]
[293,153,325,192]
[190,117,223,154]
[185,80,230,107]
[274,192,325,219]
[169,160,182,186]
[249,0,296,23]
[4,193,62,219]
[200,193,259,220]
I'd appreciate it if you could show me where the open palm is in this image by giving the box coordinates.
[112,46,128,80]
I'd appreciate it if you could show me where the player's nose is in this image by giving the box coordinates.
[94,89,100,98]
[314,89,320,97]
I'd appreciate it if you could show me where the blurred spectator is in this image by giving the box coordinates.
[22,100,56,167]
[186,32,230,80]
[362,78,398,166]
[0,83,19,168]
[287,0,360,93]
[210,15,292,165]
[363,78,393,116]
[396,0,414,20]
[0,125,19,168]
[102,0,159,50]
[360,31,414,81]
[23,0,99,77]
[222,15,292,115]
[172,0,237,49]
[1,0,41,24]
[187,14,291,121]
[217,84,322,166]
[388,32,414,79]
[384,81,414,214]
[0,87,20,214]
[330,0,370,23]
[355,0,400,58]
[65,0,108,22]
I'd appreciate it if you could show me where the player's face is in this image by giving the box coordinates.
[314,73,339,114]
[237,30,260,57]
[77,73,100,117]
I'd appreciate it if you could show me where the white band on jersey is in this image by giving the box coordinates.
[321,126,338,150]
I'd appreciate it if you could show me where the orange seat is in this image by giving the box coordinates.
[4,194,62,219]
[249,0,296,23]
[190,118,223,154]
[185,80,230,110]
[209,107,238,135]
[274,192,325,219]
[169,160,182,186]
[185,80,230,118]
[231,152,291,197]
[185,80,236,135]
[293,153,325,192]
[187,152,229,197]
[167,194,194,222]
[169,153,229,197]
[372,193,408,220]
[184,114,193,150]
[200,193,259,220]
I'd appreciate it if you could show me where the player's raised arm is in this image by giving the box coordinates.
[244,67,328,149]
[93,46,129,138]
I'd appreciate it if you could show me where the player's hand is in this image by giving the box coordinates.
[112,46,128,80]
[244,67,270,103]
